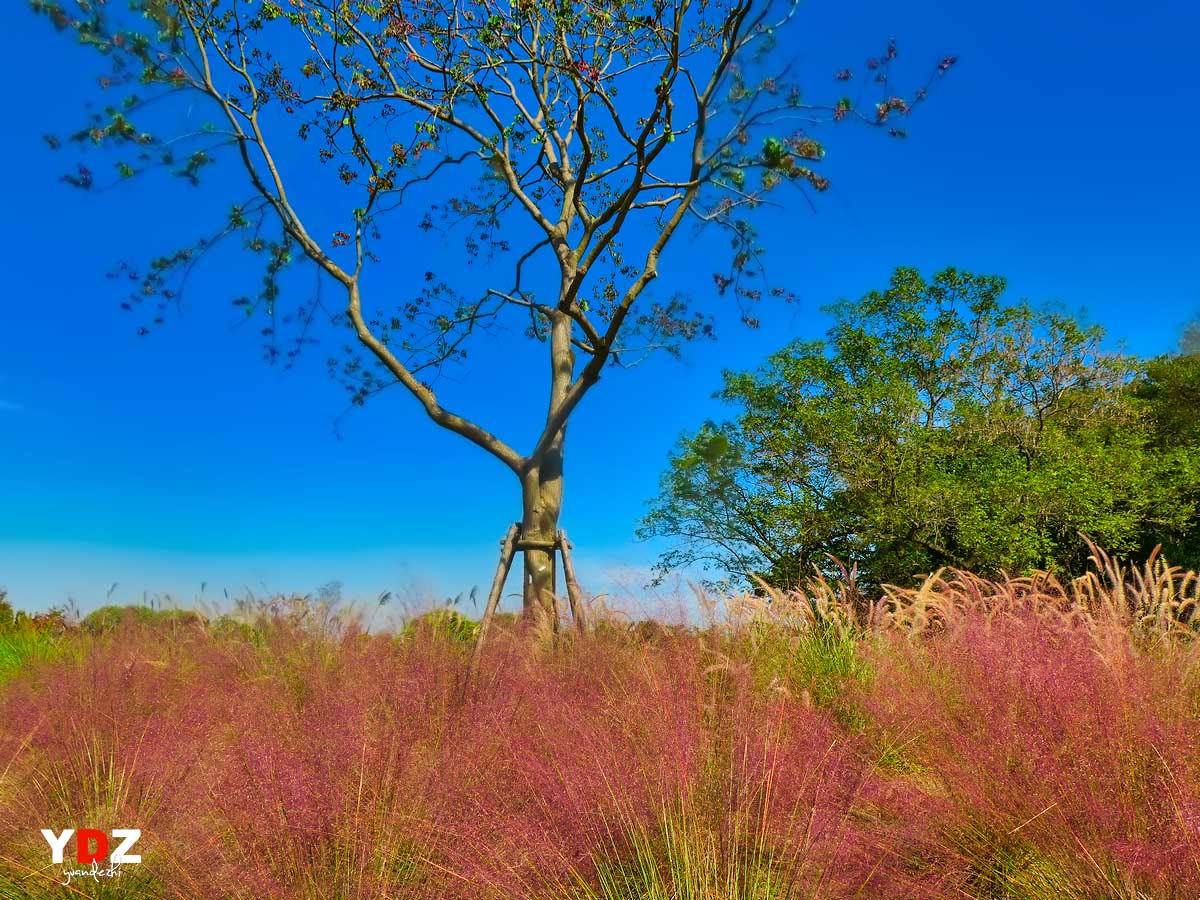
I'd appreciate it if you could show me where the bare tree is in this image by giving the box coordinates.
[32,0,953,625]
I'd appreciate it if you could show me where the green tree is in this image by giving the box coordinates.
[31,0,952,624]
[643,267,1193,589]
[1128,322,1200,571]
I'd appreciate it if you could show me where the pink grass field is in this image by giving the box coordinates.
[1,552,1199,899]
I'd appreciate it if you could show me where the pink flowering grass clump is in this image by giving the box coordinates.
[860,598,1200,896]
[0,623,234,897]
[693,677,939,899]
[439,623,949,900]
[433,632,706,894]
[174,623,468,899]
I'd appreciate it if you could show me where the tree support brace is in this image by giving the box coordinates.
[470,523,587,677]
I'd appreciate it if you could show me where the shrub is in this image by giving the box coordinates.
[0,592,77,685]
[82,604,205,634]
[400,607,481,646]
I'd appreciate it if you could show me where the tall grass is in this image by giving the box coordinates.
[0,548,1198,898]
[0,627,62,684]
[0,591,77,684]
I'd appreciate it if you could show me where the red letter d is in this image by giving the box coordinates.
[76,829,108,864]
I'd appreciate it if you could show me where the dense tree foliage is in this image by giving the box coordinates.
[1129,332,1200,572]
[643,268,1200,589]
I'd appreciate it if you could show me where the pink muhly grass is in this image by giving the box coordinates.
[172,623,468,900]
[444,631,943,899]
[432,630,708,897]
[0,617,469,899]
[0,623,229,896]
[862,607,1200,894]
[4,573,1198,900]
[722,685,943,899]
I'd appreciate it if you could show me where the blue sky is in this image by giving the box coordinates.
[2,0,1198,614]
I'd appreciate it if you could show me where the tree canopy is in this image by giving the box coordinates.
[642,268,1200,590]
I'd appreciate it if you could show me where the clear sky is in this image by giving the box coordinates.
[2,0,1197,614]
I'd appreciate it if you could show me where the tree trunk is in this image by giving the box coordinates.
[517,303,575,628]
[520,439,565,630]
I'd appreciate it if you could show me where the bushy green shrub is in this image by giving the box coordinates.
[0,590,78,682]
[400,607,481,645]
[81,605,205,634]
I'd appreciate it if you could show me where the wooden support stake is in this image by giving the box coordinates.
[559,529,587,634]
[470,522,520,678]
